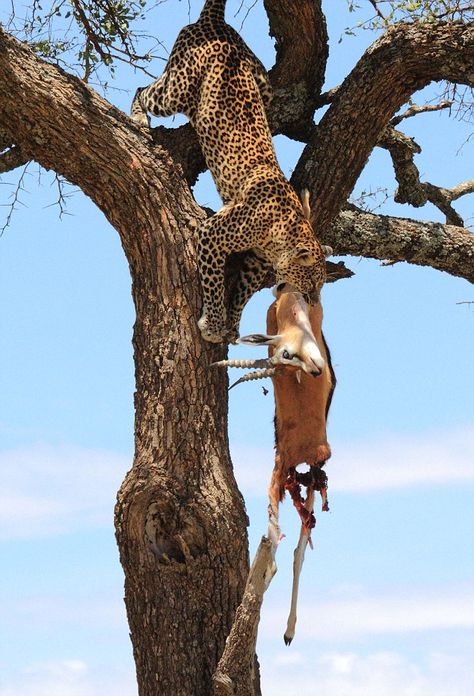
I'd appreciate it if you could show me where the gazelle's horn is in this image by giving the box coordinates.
[210,358,271,369]
[229,368,277,390]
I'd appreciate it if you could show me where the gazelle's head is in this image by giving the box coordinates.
[238,286,325,376]
[211,286,327,388]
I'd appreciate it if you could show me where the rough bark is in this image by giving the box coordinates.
[264,0,329,140]
[0,26,249,695]
[292,21,474,235]
[1,5,474,696]
[330,208,474,283]
[212,537,276,695]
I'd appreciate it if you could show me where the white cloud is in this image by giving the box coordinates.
[0,444,130,539]
[231,425,474,497]
[260,649,474,696]
[4,425,471,541]
[1,594,127,633]
[260,587,474,642]
[331,426,474,492]
[0,660,136,696]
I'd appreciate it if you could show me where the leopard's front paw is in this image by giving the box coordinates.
[131,112,150,128]
[225,326,240,345]
[198,314,226,343]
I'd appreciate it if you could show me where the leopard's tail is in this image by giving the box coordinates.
[199,0,227,22]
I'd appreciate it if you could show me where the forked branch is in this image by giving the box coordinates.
[293,20,474,235]
[212,536,276,696]
[377,126,473,225]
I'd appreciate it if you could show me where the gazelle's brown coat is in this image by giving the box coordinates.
[213,287,335,643]
[268,296,333,510]
[267,289,335,644]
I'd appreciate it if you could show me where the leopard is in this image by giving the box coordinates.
[131,0,327,343]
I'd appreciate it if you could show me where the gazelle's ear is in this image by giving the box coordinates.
[272,283,287,297]
[237,334,282,346]
[301,189,311,221]
[322,245,333,258]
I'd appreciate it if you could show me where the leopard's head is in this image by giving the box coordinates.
[274,190,331,304]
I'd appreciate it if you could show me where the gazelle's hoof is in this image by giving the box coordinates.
[283,632,294,646]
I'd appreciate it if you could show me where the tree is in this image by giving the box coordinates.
[0,1,472,694]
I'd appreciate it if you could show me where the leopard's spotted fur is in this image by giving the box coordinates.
[131,0,327,342]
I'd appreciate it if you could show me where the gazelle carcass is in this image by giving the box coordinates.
[214,286,335,644]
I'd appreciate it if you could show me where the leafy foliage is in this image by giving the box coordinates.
[344,1,474,33]
[3,0,166,82]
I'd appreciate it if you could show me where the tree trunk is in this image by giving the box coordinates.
[1,7,473,694]
[0,26,251,695]
[114,191,251,695]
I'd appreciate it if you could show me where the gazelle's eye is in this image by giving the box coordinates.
[282,350,291,360]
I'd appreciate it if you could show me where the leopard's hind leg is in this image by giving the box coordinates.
[197,202,252,343]
[226,252,270,343]
[130,26,197,125]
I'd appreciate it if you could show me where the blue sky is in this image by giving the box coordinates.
[1,1,473,694]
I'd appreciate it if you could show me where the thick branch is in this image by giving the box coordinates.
[328,208,474,283]
[212,537,276,696]
[264,0,329,140]
[0,26,188,256]
[378,126,427,206]
[293,21,474,235]
[0,145,30,173]
[378,127,473,225]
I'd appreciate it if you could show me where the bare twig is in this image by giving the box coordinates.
[1,162,31,234]
[391,99,453,126]
[434,3,474,20]
[236,0,259,30]
[368,0,386,21]
[44,173,74,218]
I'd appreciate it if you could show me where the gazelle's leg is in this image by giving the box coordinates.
[284,488,315,646]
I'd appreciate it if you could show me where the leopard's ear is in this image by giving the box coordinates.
[300,189,311,221]
[293,246,316,266]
